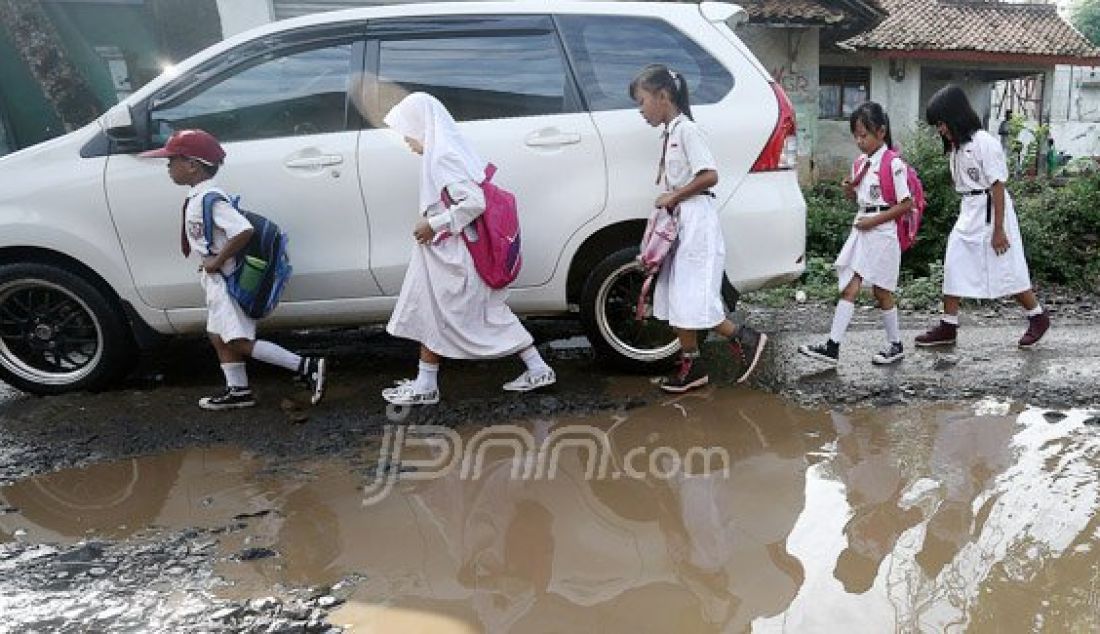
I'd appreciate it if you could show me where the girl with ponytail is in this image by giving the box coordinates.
[629,64,768,393]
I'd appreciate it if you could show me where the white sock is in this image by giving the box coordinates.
[882,307,901,344]
[414,360,439,392]
[251,340,302,373]
[519,346,550,374]
[942,313,959,325]
[1026,305,1043,317]
[221,362,248,389]
[829,300,856,343]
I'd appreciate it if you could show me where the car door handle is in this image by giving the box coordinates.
[284,154,344,169]
[524,131,581,147]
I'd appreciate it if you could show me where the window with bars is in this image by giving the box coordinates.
[819,66,870,119]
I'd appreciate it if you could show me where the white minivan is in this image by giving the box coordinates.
[0,1,805,395]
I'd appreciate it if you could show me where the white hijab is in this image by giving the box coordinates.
[384,92,487,213]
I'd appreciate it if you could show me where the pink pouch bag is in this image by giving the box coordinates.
[635,206,679,321]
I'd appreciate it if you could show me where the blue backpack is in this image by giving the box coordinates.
[201,192,292,319]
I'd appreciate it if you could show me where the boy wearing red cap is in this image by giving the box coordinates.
[141,129,326,410]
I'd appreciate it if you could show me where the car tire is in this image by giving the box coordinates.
[579,247,681,372]
[0,263,135,395]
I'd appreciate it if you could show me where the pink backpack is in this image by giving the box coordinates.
[635,207,679,321]
[853,148,926,251]
[441,164,522,289]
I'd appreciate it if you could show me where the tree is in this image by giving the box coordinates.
[1072,0,1100,47]
[0,0,103,131]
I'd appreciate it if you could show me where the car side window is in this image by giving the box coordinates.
[373,30,575,122]
[149,41,356,144]
[557,15,734,112]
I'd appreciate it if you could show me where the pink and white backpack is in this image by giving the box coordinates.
[853,148,926,251]
[441,163,522,289]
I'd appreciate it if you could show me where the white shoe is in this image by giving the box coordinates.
[382,379,440,405]
[503,368,556,392]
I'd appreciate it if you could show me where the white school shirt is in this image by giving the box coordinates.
[662,114,718,191]
[853,145,911,211]
[183,179,253,276]
[949,130,1009,194]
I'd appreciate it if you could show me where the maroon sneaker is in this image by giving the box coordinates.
[660,353,709,393]
[915,320,957,347]
[729,325,768,383]
[1018,311,1050,348]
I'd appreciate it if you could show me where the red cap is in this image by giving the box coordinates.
[139,129,225,165]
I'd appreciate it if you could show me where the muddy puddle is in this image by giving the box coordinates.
[2,391,1099,632]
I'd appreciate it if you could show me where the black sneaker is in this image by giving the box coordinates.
[730,325,769,384]
[798,340,840,366]
[660,354,709,393]
[872,341,905,365]
[199,387,256,411]
[298,357,327,405]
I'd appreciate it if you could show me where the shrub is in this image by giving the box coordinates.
[894,124,956,276]
[805,182,851,259]
[1015,173,1100,289]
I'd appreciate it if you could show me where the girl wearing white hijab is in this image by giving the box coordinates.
[381,93,556,405]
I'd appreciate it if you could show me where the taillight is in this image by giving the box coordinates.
[750,82,798,172]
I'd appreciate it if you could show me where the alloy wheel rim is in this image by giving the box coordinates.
[595,260,680,362]
[0,280,104,385]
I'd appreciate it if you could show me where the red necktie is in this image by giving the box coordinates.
[180,199,191,257]
[656,128,670,186]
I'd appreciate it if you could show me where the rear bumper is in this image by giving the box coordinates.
[719,170,806,293]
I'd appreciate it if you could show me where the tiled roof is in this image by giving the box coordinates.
[841,0,1100,60]
[743,0,886,26]
[743,0,849,25]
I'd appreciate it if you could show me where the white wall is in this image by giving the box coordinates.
[812,54,925,178]
[738,25,820,184]
[217,0,273,37]
[1049,65,1100,158]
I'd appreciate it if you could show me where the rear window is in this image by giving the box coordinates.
[557,15,734,112]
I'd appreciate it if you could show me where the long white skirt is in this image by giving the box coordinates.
[202,271,256,342]
[386,235,533,359]
[652,196,727,330]
[943,195,1032,299]
[834,216,901,292]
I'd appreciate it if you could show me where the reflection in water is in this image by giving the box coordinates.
[2,395,1098,632]
[757,405,1100,633]
[0,448,271,542]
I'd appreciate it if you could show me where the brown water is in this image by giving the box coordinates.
[2,391,1098,632]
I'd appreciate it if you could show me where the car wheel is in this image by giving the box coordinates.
[579,247,681,371]
[0,263,135,395]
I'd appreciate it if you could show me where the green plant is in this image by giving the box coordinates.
[897,262,944,310]
[1015,173,1100,288]
[895,124,956,277]
[805,182,852,259]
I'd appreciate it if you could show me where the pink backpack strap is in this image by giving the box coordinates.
[851,155,871,186]
[878,148,899,205]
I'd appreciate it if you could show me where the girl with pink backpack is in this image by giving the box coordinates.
[380,93,555,406]
[799,102,914,367]
[631,64,767,393]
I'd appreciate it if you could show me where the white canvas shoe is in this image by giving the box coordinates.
[382,379,440,405]
[503,369,556,392]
